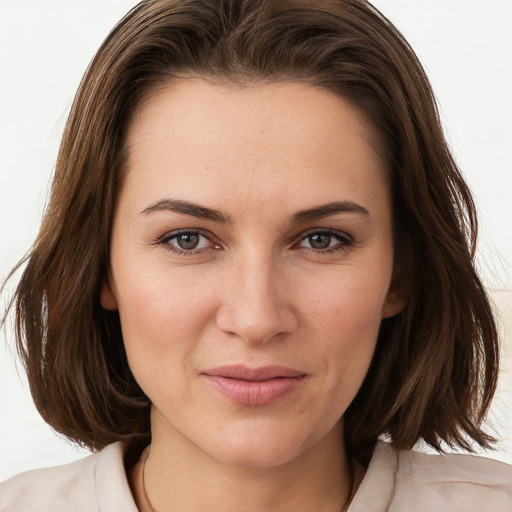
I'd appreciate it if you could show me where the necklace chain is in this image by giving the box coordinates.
[141,447,157,512]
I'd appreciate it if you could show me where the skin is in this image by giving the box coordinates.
[101,80,404,511]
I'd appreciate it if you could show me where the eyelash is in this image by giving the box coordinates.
[294,229,353,254]
[156,229,353,255]
[157,229,219,256]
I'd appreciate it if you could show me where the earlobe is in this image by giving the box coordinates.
[382,292,406,319]
[382,267,407,319]
[100,280,118,310]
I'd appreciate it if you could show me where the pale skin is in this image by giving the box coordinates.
[101,80,405,511]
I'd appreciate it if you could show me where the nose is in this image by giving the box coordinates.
[215,250,298,345]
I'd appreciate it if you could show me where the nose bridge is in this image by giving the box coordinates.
[216,244,297,344]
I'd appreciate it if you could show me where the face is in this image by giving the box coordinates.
[102,80,403,468]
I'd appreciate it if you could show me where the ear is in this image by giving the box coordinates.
[381,290,406,319]
[381,276,407,319]
[100,279,118,310]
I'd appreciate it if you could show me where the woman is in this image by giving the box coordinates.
[1,0,511,510]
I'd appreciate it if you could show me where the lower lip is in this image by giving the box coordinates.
[202,375,306,406]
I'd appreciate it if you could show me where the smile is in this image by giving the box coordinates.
[201,365,307,406]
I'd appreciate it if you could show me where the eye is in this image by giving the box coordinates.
[296,230,352,252]
[159,230,216,253]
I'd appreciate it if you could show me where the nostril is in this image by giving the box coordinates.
[215,303,297,345]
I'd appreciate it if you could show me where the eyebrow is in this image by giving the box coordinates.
[141,199,232,223]
[140,198,369,223]
[291,201,370,223]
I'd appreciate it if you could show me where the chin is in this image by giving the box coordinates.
[196,422,326,470]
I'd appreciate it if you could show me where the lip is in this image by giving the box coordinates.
[201,365,307,406]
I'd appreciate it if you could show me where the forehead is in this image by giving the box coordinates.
[122,80,389,217]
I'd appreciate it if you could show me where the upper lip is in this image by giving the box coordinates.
[202,365,305,381]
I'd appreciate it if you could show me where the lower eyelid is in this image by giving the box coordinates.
[156,229,352,254]
[156,230,213,250]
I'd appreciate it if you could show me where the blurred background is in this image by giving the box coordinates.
[1,0,511,480]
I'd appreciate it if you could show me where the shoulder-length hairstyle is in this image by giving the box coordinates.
[3,0,499,463]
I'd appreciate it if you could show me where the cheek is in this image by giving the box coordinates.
[112,264,218,366]
[298,266,391,392]
[301,264,391,338]
[112,264,224,409]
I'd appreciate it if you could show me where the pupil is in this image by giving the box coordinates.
[178,233,199,250]
[310,234,331,249]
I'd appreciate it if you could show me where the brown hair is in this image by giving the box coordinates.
[3,0,499,463]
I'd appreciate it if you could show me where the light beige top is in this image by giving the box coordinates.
[1,441,511,511]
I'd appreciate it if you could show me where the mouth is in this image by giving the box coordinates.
[201,365,307,406]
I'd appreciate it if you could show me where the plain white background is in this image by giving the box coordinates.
[1,0,511,481]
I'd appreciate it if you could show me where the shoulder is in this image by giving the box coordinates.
[0,449,99,512]
[350,442,512,512]
[392,445,512,512]
[0,442,138,512]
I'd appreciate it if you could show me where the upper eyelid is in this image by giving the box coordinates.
[295,228,352,242]
[158,228,215,243]
[157,229,219,255]
[156,227,352,249]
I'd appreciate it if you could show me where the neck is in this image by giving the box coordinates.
[140,410,354,512]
